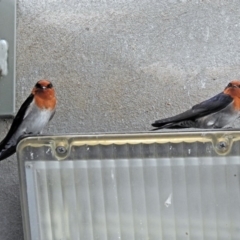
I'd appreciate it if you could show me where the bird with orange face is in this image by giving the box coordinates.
[152,80,240,130]
[0,79,57,160]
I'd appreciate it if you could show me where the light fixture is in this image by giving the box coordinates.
[17,130,240,240]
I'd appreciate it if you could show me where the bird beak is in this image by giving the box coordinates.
[233,85,238,88]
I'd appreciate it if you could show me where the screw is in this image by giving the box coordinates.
[217,141,228,150]
[56,146,67,154]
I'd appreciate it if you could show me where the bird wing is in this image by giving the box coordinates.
[49,109,56,122]
[152,92,233,127]
[0,94,34,160]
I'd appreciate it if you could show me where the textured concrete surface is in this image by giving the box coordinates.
[1,0,240,239]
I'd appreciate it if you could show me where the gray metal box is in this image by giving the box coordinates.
[0,0,16,116]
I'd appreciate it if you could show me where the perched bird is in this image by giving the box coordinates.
[0,80,57,160]
[152,80,240,130]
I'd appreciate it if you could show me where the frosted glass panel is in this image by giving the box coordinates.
[17,132,240,240]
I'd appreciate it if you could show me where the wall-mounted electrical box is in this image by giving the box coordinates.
[0,0,16,117]
[17,131,240,240]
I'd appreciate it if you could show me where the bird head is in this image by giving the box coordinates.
[32,79,56,109]
[32,80,55,96]
[224,80,240,98]
[225,80,240,89]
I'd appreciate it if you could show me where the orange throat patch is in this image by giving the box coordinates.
[224,88,240,110]
[34,90,57,110]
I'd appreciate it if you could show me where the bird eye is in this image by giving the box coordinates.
[227,83,232,88]
[47,83,53,88]
[35,83,42,89]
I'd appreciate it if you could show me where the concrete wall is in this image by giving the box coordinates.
[1,0,240,239]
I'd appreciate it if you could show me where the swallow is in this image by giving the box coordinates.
[0,79,57,160]
[152,80,240,130]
